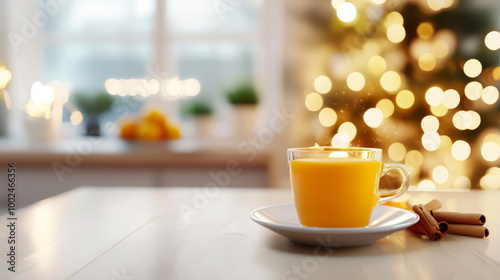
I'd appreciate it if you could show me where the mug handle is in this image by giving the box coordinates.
[377,163,410,205]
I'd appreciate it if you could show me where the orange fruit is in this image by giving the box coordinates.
[137,121,163,141]
[145,110,168,127]
[167,126,181,139]
[120,121,139,140]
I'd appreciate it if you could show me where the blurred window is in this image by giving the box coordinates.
[34,0,262,120]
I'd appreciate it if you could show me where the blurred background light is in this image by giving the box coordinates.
[396,90,415,109]
[314,75,332,94]
[363,108,384,128]
[337,2,357,23]
[305,92,323,111]
[319,107,337,127]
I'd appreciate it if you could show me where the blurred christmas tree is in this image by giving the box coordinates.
[293,0,500,189]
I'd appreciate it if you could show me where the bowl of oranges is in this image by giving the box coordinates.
[119,109,181,141]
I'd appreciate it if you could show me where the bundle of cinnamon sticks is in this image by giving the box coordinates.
[408,199,489,240]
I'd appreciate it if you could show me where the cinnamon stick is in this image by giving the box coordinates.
[408,221,448,234]
[408,223,426,234]
[431,211,486,226]
[424,199,442,211]
[412,204,443,240]
[447,224,489,238]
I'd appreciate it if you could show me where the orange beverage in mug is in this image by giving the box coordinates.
[288,147,410,228]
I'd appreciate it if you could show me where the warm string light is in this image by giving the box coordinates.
[105,77,201,99]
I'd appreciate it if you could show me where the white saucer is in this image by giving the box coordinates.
[250,204,419,247]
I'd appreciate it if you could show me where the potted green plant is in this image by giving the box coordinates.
[182,100,214,116]
[73,91,114,136]
[225,82,259,138]
[182,100,214,139]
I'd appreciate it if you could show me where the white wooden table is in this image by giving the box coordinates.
[1,187,499,279]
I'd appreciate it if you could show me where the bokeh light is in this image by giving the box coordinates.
[485,31,500,51]
[430,103,448,117]
[380,71,401,92]
[331,0,344,9]
[479,167,500,190]
[388,142,406,162]
[367,56,387,75]
[422,131,440,151]
[387,24,406,43]
[452,111,467,130]
[183,78,201,96]
[376,99,394,118]
[427,0,454,11]
[70,111,83,126]
[481,142,500,162]
[451,140,471,161]
[432,165,449,184]
[0,66,12,89]
[338,122,357,141]
[432,40,450,58]
[452,110,481,130]
[494,67,500,81]
[442,89,460,109]
[314,75,332,94]
[482,86,499,105]
[417,22,434,39]
[467,111,481,130]
[418,53,436,71]
[383,12,403,28]
[405,150,423,166]
[346,72,365,91]
[331,133,351,147]
[105,79,122,95]
[463,59,482,78]
[319,107,337,127]
[396,90,415,109]
[337,2,357,23]
[363,108,384,128]
[418,179,436,191]
[454,176,471,190]
[421,115,439,132]
[425,86,444,106]
[31,81,54,105]
[464,81,482,101]
[439,135,452,149]
[305,92,323,111]
[165,78,181,96]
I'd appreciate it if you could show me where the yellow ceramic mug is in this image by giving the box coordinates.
[288,147,410,228]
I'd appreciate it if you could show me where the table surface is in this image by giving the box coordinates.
[1,187,499,280]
